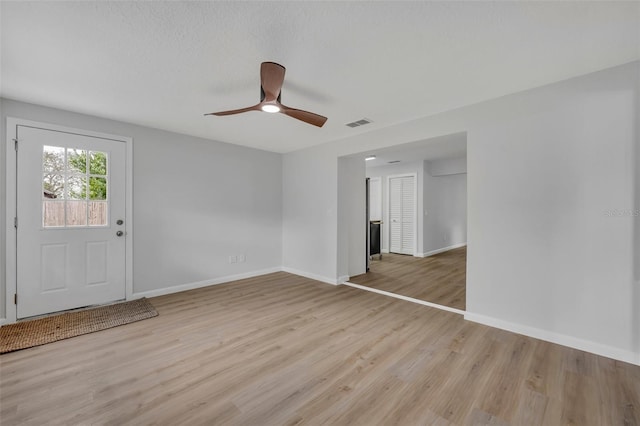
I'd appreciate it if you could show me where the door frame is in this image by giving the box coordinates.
[366,176,382,269]
[365,177,370,272]
[5,118,134,324]
[386,173,418,256]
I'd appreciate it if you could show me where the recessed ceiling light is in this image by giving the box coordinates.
[365,155,376,161]
[261,104,280,113]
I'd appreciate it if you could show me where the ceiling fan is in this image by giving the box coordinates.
[205,62,327,128]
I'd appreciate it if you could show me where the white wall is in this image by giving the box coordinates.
[423,159,467,253]
[337,156,366,280]
[282,146,338,284]
[1,98,283,318]
[0,101,6,319]
[366,161,424,254]
[466,91,636,359]
[283,61,640,364]
[429,156,467,176]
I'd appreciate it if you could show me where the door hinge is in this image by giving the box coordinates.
[14,294,17,305]
[14,217,18,229]
[13,138,18,151]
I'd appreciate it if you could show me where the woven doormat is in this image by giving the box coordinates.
[0,298,158,354]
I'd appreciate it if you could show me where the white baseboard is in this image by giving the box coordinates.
[417,242,467,258]
[131,267,282,299]
[3,266,343,323]
[381,249,389,254]
[464,312,640,366]
[280,267,342,285]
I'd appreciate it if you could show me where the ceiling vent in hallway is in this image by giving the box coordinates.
[345,118,372,128]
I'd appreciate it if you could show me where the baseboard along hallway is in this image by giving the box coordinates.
[1,271,638,425]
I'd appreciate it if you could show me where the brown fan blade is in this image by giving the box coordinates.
[261,62,286,102]
[204,104,262,116]
[280,104,327,127]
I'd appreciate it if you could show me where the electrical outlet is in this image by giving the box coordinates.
[229,255,237,264]
[238,254,246,263]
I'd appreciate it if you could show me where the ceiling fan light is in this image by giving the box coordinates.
[261,104,281,113]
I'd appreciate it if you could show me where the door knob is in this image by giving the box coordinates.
[116,231,124,237]
[116,219,124,225]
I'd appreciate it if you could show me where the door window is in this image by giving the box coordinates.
[42,145,109,227]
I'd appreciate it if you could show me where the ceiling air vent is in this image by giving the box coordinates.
[345,118,372,128]
[387,160,401,164]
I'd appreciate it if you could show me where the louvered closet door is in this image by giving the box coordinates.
[389,175,415,255]
[389,178,403,253]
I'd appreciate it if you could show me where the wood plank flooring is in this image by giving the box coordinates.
[350,246,467,310]
[1,271,638,425]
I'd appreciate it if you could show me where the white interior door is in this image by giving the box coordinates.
[16,125,127,318]
[389,175,415,255]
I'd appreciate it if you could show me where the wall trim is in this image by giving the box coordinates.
[416,242,467,258]
[132,267,283,299]
[281,267,342,285]
[0,266,341,324]
[464,311,640,366]
[337,275,350,285]
[5,261,636,367]
[343,281,465,316]
[381,249,389,254]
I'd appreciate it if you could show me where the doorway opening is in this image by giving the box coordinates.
[346,132,468,311]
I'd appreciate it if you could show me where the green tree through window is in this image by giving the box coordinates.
[43,148,107,200]
[68,150,107,200]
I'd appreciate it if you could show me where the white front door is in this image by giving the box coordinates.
[16,125,127,318]
[389,175,415,255]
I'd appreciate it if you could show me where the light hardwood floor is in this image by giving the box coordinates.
[1,271,638,425]
[350,246,467,310]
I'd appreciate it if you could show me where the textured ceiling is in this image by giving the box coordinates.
[1,1,639,153]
